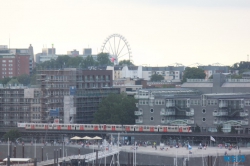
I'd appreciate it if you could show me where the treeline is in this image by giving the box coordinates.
[0,53,134,86]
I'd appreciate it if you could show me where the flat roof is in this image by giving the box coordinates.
[3,158,32,162]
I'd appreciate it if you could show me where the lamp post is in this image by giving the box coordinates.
[34,139,37,166]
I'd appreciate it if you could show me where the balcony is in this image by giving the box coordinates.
[134,95,149,99]
[186,119,194,124]
[134,111,143,116]
[240,120,249,125]
[219,103,228,108]
[213,120,225,125]
[135,119,143,124]
[160,110,175,116]
[186,111,194,116]
[166,102,175,108]
[160,120,172,124]
[240,112,249,117]
[213,112,228,116]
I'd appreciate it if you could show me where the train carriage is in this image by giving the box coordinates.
[123,125,135,132]
[106,125,123,131]
[53,124,75,130]
[134,125,159,132]
[19,123,192,133]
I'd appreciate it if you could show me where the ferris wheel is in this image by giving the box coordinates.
[101,34,132,65]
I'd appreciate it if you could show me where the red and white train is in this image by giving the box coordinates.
[18,123,192,133]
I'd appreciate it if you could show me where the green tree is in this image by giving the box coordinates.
[194,124,201,133]
[68,56,84,68]
[97,53,112,66]
[217,125,223,133]
[119,60,134,66]
[3,129,21,142]
[93,93,137,124]
[0,77,11,84]
[17,74,31,86]
[83,55,96,67]
[150,74,164,82]
[7,78,19,85]
[182,67,206,83]
[230,126,237,134]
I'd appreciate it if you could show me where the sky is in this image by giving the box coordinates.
[1,0,250,67]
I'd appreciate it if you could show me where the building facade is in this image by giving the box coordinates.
[135,88,250,134]
[0,86,42,127]
[37,68,119,124]
[0,45,34,78]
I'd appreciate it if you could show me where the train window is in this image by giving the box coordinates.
[91,125,93,128]
[144,126,146,129]
[76,125,79,127]
[155,127,157,129]
[147,127,149,129]
[131,127,133,129]
[85,125,87,127]
[160,127,162,129]
[175,127,177,130]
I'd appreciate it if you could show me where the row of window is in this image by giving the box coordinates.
[2,64,13,67]
[139,99,250,106]
[2,60,13,62]
[2,72,13,74]
[2,68,13,70]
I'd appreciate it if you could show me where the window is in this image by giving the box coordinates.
[150,117,154,121]
[150,108,154,113]
[9,60,13,62]
[202,109,206,114]
[202,118,206,122]
[9,64,13,66]
[2,64,6,66]
[9,68,12,70]
[2,60,6,62]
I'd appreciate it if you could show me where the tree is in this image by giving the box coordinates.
[150,74,164,82]
[7,78,19,85]
[217,125,223,133]
[119,60,134,66]
[194,124,201,133]
[83,55,95,67]
[182,67,206,83]
[17,74,31,86]
[97,53,112,66]
[3,129,21,142]
[93,93,137,124]
[230,126,237,134]
[0,77,11,84]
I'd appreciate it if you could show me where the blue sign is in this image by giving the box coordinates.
[49,108,59,117]
[224,155,245,163]
[70,86,76,96]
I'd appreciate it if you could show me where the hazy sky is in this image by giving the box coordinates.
[1,0,250,66]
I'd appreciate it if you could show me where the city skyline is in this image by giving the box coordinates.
[1,0,250,66]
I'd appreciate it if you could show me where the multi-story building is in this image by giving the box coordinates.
[0,86,42,127]
[198,65,229,79]
[0,45,34,78]
[37,68,119,124]
[135,88,250,134]
[142,66,185,82]
[135,74,250,134]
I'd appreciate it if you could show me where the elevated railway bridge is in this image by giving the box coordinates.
[1,127,250,147]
